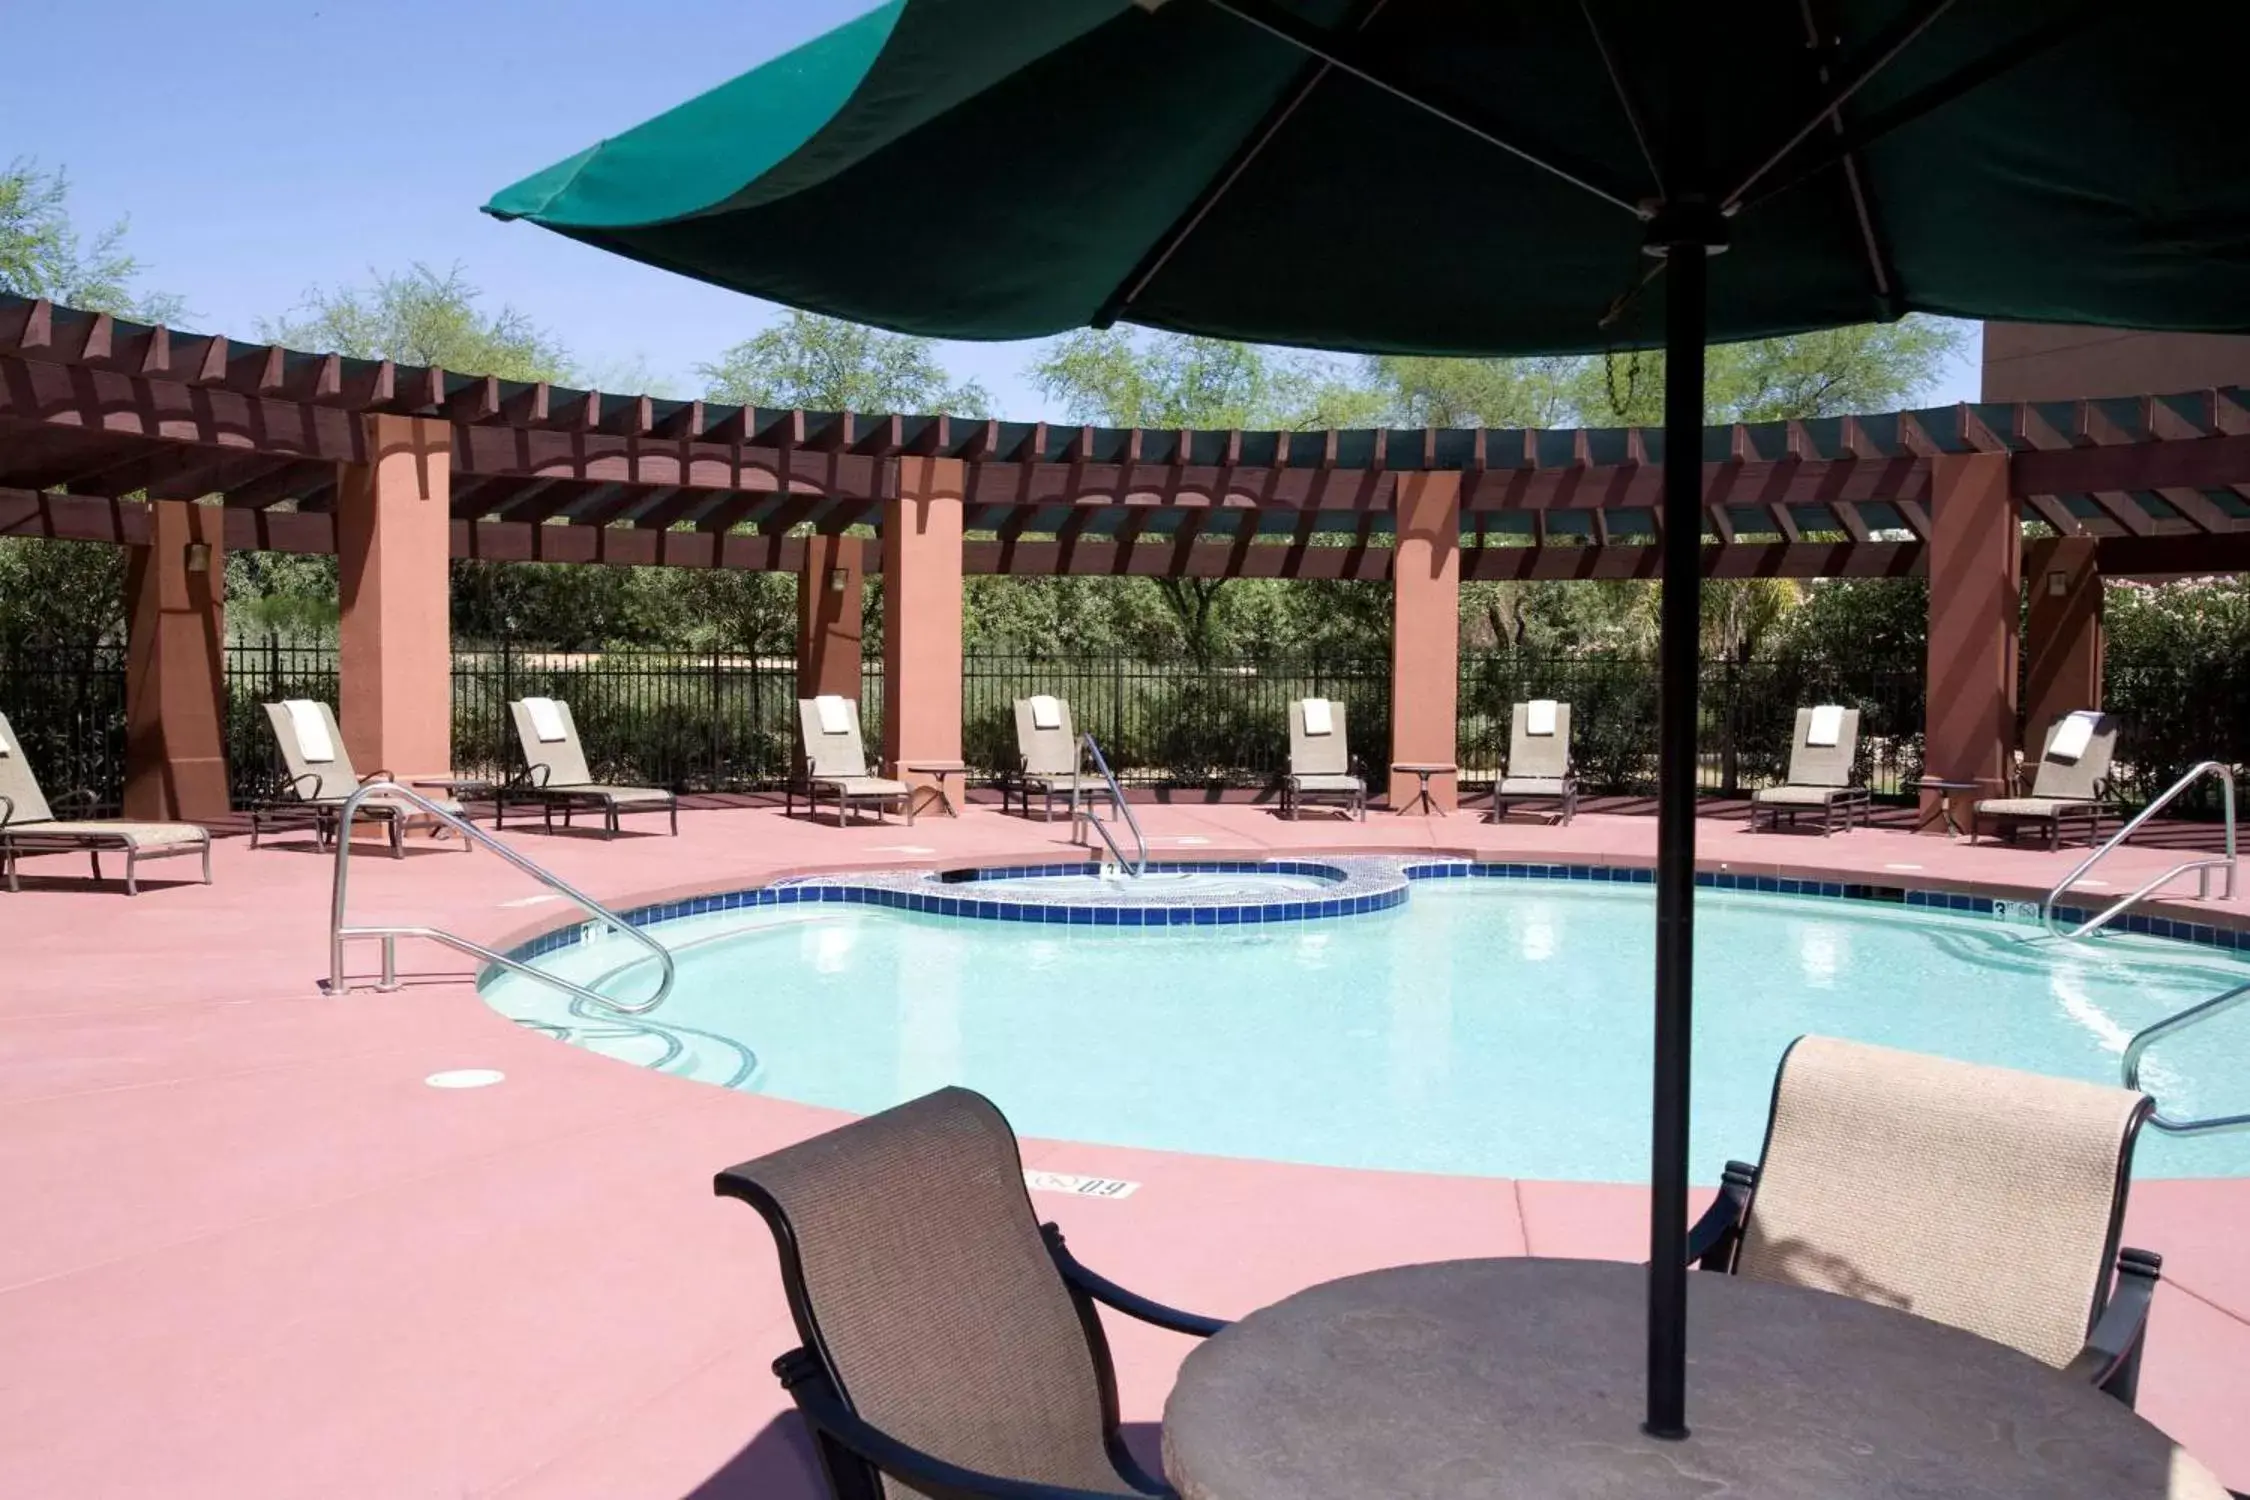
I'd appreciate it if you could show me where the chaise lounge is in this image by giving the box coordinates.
[1005,695,1101,821]
[504,697,678,838]
[1282,698,1365,821]
[255,699,463,859]
[1973,710,2117,850]
[1749,705,1870,835]
[1689,1034,2162,1407]
[716,1086,1225,1500]
[1489,699,1577,825]
[789,695,913,826]
[0,709,211,894]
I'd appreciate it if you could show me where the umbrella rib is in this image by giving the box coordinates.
[1095,0,1395,327]
[1578,0,1665,200]
[1736,0,2105,215]
[1800,0,1895,302]
[1721,0,1957,212]
[1198,0,1646,218]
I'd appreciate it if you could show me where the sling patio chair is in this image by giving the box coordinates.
[254,699,464,859]
[716,1086,1225,1500]
[503,697,678,838]
[788,695,913,827]
[1748,705,1870,835]
[0,709,211,895]
[1688,1035,2162,1408]
[1005,695,1102,821]
[1281,698,1365,821]
[1489,700,1578,825]
[1974,711,2118,851]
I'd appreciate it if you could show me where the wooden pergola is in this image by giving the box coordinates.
[6,295,2247,582]
[3,292,2247,823]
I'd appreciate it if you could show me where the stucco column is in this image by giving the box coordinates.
[881,457,964,784]
[2020,535,2102,760]
[797,532,866,701]
[1921,452,2018,833]
[123,500,230,820]
[1389,471,1461,812]
[337,415,454,776]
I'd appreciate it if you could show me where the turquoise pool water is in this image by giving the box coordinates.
[482,878,2250,1181]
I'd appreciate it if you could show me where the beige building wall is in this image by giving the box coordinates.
[1981,323,2250,402]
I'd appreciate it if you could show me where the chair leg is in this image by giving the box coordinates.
[202,840,213,885]
[125,852,138,896]
[391,813,404,859]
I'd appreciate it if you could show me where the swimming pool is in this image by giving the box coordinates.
[482,867,2250,1181]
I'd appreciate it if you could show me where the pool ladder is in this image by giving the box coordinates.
[1071,734,1147,878]
[326,779,674,1014]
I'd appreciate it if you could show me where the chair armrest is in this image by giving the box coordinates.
[2064,1247,2161,1397]
[0,792,16,829]
[358,768,395,784]
[1044,1224,1227,1338]
[776,1349,1158,1500]
[284,771,325,804]
[1687,1160,1759,1269]
[51,787,100,816]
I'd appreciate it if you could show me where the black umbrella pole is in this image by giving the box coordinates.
[1644,239,1706,1441]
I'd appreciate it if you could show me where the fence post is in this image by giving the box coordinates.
[709,644,723,792]
[1719,662,1740,795]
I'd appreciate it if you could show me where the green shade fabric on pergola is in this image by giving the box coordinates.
[488,0,2250,355]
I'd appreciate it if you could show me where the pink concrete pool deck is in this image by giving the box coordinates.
[3,800,2246,1497]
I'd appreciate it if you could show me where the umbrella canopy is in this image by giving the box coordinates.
[488,0,2250,353]
[488,0,2250,1443]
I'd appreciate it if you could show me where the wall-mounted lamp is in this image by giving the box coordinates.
[2046,569,2068,597]
[828,567,848,594]
[184,542,212,574]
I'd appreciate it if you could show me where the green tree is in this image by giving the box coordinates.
[261,263,573,380]
[0,159,183,320]
[700,310,990,414]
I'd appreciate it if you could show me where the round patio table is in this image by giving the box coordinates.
[1163,1258,2226,1500]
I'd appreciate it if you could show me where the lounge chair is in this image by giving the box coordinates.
[1282,698,1365,821]
[1004,695,1100,821]
[1974,710,2116,850]
[254,699,463,859]
[1489,699,1577,825]
[1749,705,1870,835]
[0,709,211,895]
[503,697,678,837]
[1688,1035,2162,1407]
[716,1086,1224,1500]
[788,695,912,826]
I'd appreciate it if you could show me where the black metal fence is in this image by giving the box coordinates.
[224,637,340,803]
[0,643,126,814]
[963,653,1391,788]
[1458,651,1927,798]
[2104,656,2250,816]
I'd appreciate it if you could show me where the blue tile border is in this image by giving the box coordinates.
[494,856,2250,975]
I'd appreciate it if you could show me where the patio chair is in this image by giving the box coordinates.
[1688,1035,2162,1408]
[503,698,678,838]
[1973,710,2117,850]
[0,709,211,895]
[255,699,464,859]
[716,1086,1225,1500]
[1489,700,1577,825]
[1006,695,1100,821]
[788,695,912,827]
[1282,698,1365,821]
[1748,705,1870,835]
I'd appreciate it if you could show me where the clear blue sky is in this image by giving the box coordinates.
[2,0,1978,418]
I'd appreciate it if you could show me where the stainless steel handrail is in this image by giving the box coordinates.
[2123,978,2250,1136]
[2042,761,2236,939]
[1071,733,1147,877]
[328,779,675,1013]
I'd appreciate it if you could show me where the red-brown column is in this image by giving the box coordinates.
[1921,452,2018,833]
[1389,471,1461,811]
[797,532,866,701]
[336,415,454,777]
[881,458,964,784]
[2020,535,2103,759]
[123,500,230,820]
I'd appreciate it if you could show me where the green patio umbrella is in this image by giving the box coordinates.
[487,0,2250,1439]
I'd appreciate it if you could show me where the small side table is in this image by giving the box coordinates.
[1389,762,1458,816]
[1911,777,1980,838]
[902,760,968,820]
[408,776,493,840]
